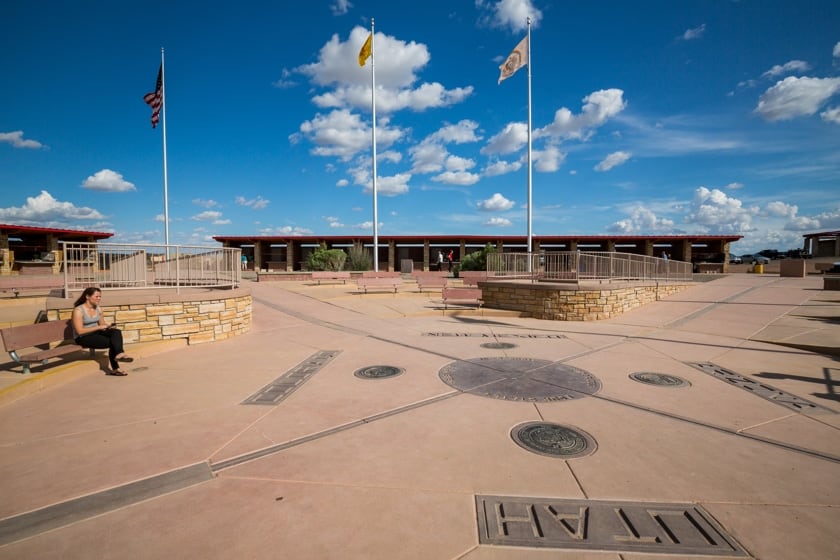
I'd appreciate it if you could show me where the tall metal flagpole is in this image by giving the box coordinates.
[370,19,379,271]
[160,47,170,249]
[526,17,533,271]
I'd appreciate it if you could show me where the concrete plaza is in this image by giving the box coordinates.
[0,274,838,559]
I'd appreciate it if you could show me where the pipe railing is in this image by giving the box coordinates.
[487,251,693,282]
[60,242,241,296]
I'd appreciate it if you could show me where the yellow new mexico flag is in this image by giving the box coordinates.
[358,33,372,67]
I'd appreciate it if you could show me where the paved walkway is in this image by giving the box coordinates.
[0,274,838,559]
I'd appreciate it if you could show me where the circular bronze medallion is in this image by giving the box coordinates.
[511,422,596,458]
[439,357,600,402]
[629,372,689,388]
[354,365,404,379]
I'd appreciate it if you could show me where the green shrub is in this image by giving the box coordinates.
[345,241,372,271]
[306,243,346,271]
[458,243,496,271]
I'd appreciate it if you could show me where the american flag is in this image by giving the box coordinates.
[143,65,163,128]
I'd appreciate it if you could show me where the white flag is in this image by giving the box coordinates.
[498,36,528,84]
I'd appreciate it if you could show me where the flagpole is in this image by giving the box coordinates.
[370,19,379,271]
[160,47,170,250]
[526,17,533,272]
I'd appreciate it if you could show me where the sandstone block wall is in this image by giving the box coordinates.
[480,281,693,321]
[46,291,251,345]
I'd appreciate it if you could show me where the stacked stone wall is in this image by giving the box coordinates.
[46,292,251,345]
[480,281,692,321]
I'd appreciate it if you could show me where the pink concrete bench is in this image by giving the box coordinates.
[310,271,351,285]
[0,275,64,295]
[442,287,483,309]
[0,319,97,374]
[457,271,488,286]
[416,276,448,292]
[356,277,402,294]
[360,271,401,278]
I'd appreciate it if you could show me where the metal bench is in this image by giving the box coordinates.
[0,319,96,374]
[442,287,483,310]
[356,277,402,294]
[310,271,351,285]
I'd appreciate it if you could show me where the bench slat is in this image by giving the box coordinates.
[0,320,74,352]
[18,344,86,363]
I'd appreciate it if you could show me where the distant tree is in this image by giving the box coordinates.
[458,243,497,271]
[345,241,372,271]
[306,243,346,271]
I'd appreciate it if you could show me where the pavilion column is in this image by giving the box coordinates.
[0,233,9,275]
[423,240,430,272]
[45,234,61,274]
[286,240,297,272]
[569,240,578,252]
[644,240,654,257]
[459,239,466,262]
[253,242,263,271]
[606,240,616,252]
[722,240,731,273]
[681,240,693,264]
[388,240,395,272]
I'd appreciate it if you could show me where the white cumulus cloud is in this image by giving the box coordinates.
[684,187,757,233]
[755,76,840,121]
[536,89,627,140]
[478,193,515,211]
[607,206,674,234]
[0,130,44,149]
[680,24,706,41]
[235,196,270,210]
[0,190,105,225]
[484,216,513,227]
[761,60,811,79]
[595,151,632,172]
[81,169,136,192]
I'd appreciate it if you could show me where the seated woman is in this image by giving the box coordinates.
[71,287,134,376]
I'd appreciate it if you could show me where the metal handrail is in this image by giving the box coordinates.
[487,251,693,282]
[60,241,241,296]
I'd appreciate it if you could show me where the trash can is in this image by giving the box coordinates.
[753,263,764,274]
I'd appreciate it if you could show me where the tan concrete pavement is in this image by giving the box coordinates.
[0,274,838,559]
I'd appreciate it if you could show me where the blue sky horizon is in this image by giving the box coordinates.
[2,0,839,255]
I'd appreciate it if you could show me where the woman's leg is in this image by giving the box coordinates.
[77,330,124,370]
[106,329,125,370]
[77,332,118,369]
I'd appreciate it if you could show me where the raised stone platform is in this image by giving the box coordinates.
[480,280,693,320]
[44,287,251,345]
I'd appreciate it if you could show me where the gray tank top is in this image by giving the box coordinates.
[75,306,100,337]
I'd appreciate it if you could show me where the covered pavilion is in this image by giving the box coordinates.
[0,224,112,276]
[213,233,743,273]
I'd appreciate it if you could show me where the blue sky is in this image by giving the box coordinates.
[2,0,839,255]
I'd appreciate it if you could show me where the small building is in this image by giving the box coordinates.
[802,230,840,258]
[0,224,113,276]
[213,233,742,273]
